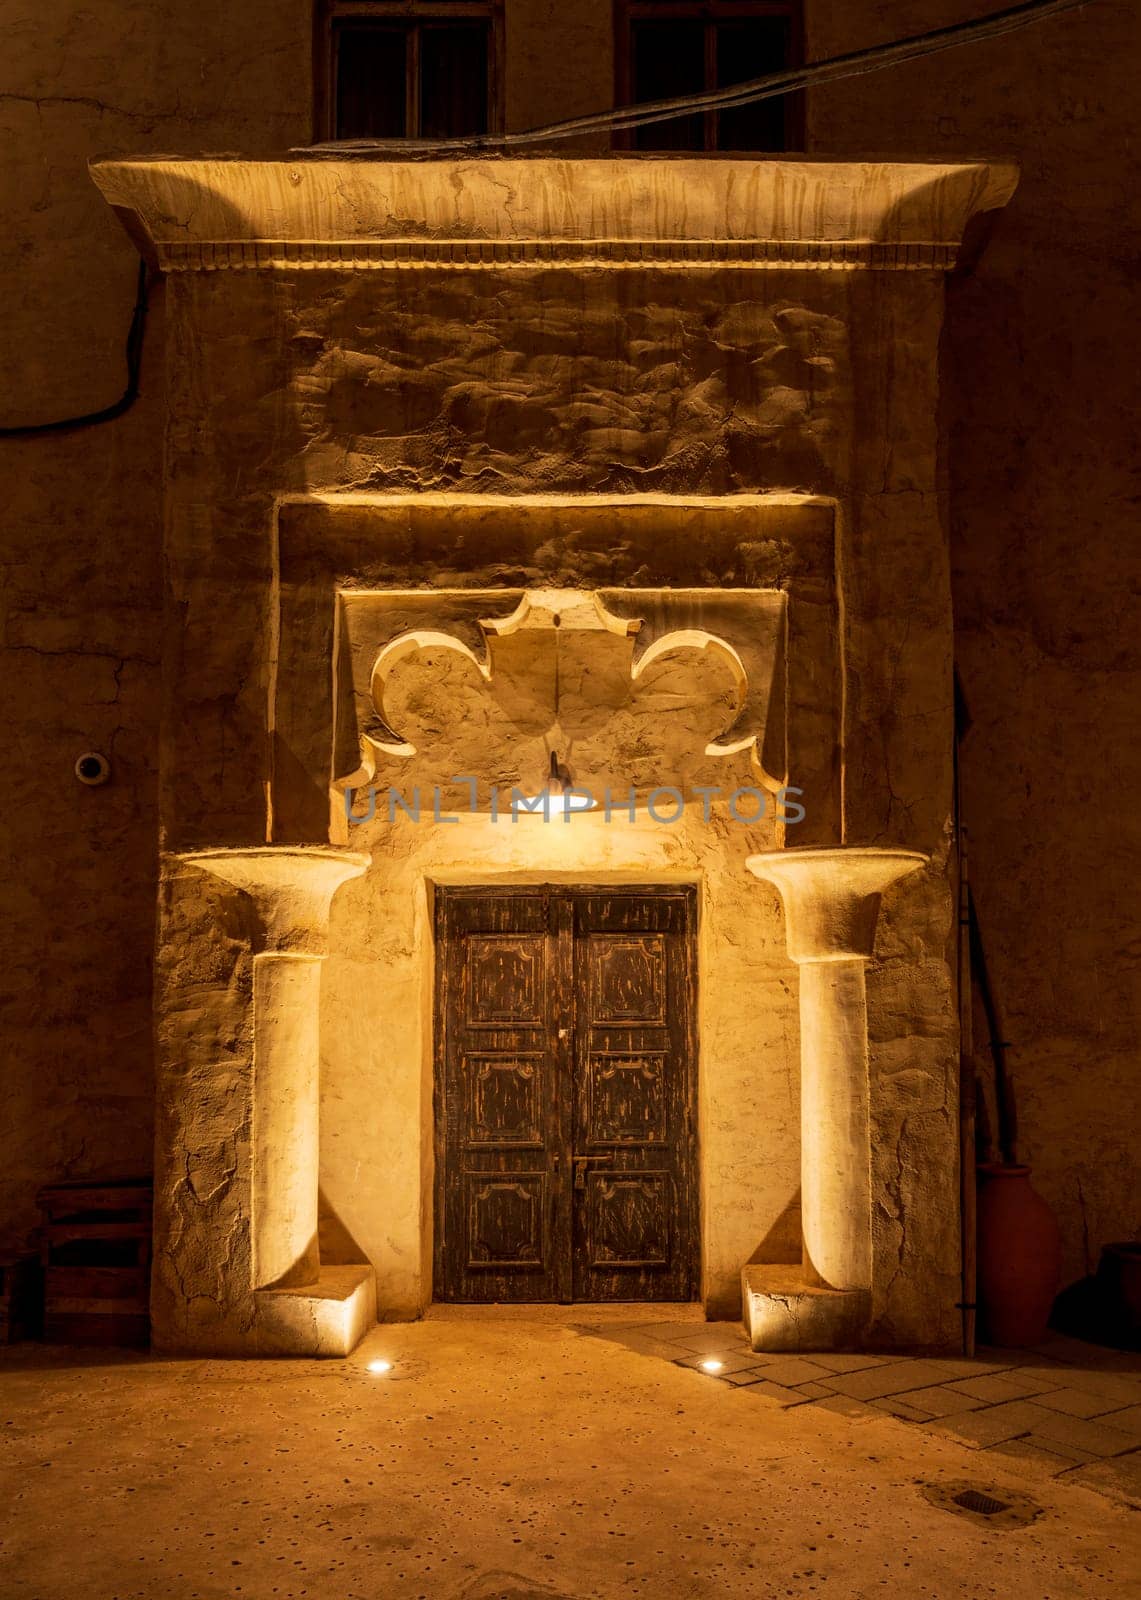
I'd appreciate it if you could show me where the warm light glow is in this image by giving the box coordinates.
[510,751,599,818]
[367,1358,392,1374]
[513,789,597,818]
[700,1358,724,1373]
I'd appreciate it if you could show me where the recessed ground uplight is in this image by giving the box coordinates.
[367,1359,393,1374]
[700,1358,725,1373]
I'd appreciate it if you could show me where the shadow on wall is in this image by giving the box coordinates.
[746,1189,802,1266]
[318,1185,372,1270]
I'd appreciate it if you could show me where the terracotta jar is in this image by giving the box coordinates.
[976,1163,1062,1347]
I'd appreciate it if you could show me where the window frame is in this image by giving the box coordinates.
[314,0,506,143]
[612,0,804,153]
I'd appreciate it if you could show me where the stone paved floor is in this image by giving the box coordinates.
[577,1315,1141,1506]
[3,1314,1139,1599]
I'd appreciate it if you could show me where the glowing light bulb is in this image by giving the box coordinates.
[509,752,597,819]
[367,1359,392,1374]
[700,1358,724,1373]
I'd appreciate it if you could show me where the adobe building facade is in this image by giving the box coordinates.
[2,3,1138,1353]
[82,153,1006,1353]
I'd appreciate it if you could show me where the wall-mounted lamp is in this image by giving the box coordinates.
[511,752,596,818]
[550,751,595,814]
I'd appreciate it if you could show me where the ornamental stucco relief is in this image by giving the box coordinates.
[334,586,785,802]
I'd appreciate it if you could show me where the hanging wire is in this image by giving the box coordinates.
[0,259,151,438]
[301,0,1092,154]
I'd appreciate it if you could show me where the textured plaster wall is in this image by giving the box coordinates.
[150,869,255,1349]
[0,0,306,1250]
[505,0,613,141]
[1,0,1136,1309]
[146,254,958,1341]
[806,0,1141,1285]
[160,266,855,853]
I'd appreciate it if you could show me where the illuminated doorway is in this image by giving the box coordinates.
[433,886,698,1302]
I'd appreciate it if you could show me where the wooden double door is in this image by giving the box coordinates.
[434,886,698,1303]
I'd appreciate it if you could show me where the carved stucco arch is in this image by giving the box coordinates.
[346,587,775,801]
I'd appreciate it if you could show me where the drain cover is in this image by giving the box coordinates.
[923,1481,1042,1528]
[953,1489,1009,1517]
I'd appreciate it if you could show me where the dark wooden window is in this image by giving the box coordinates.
[614,1,803,152]
[315,3,504,141]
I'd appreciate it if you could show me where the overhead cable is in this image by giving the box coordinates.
[301,0,1092,154]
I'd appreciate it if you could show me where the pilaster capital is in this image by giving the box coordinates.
[746,846,926,964]
[178,847,369,953]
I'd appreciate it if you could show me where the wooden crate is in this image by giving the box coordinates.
[37,1180,153,1347]
[0,1255,42,1342]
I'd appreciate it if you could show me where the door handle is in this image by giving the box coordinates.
[573,1155,607,1190]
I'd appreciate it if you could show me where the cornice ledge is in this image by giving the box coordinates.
[90,156,1018,274]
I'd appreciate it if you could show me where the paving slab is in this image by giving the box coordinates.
[1019,1436,1097,1467]
[674,1349,766,1376]
[1032,1335,1138,1370]
[720,1367,779,1387]
[606,1333,695,1361]
[944,1372,1062,1404]
[826,1360,967,1401]
[812,1394,886,1420]
[740,1379,811,1407]
[928,1400,1056,1448]
[872,1398,934,1422]
[986,1437,1095,1478]
[671,1327,752,1354]
[798,1353,896,1373]
[1045,1369,1141,1405]
[1095,1403,1141,1434]
[912,1356,1023,1379]
[618,1320,707,1342]
[1031,1387,1136,1420]
[1018,1407,1141,1459]
[891,1385,985,1418]
[746,1355,835,1387]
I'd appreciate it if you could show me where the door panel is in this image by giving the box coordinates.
[572,894,696,1301]
[466,1052,544,1146]
[585,1171,671,1268]
[466,936,546,1024]
[588,935,668,1023]
[585,1053,668,1145]
[435,891,568,1302]
[435,887,696,1303]
[463,1174,546,1269]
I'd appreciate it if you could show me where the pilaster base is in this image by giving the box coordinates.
[254,1265,377,1357]
[742,1266,870,1352]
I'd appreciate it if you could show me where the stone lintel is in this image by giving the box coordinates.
[89,155,1018,273]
